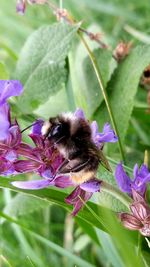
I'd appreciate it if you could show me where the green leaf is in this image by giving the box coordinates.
[83,49,116,116]
[15,23,78,113]
[97,168,127,212]
[95,45,150,145]
[0,62,9,79]
[76,218,99,245]
[96,229,124,267]
[0,212,95,267]
[73,234,90,253]
[0,176,137,247]
[3,193,49,218]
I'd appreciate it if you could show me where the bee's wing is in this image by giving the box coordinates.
[98,149,112,172]
[56,158,90,174]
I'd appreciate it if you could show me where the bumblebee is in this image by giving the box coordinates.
[42,112,111,184]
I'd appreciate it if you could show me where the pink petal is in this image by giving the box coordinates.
[130,202,148,221]
[14,160,40,173]
[119,213,142,230]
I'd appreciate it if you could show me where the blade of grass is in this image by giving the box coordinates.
[79,33,126,163]
[0,211,96,267]
[3,189,45,267]
[0,255,13,267]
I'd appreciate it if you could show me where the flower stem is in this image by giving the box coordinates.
[137,233,142,256]
[79,33,126,164]
[59,0,63,9]
[101,181,131,209]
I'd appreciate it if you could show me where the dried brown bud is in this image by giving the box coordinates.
[118,189,150,236]
[113,42,132,62]
[140,64,150,91]
[88,32,102,41]
[54,8,74,24]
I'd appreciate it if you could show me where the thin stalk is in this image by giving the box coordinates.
[137,233,142,256]
[59,0,63,22]
[59,0,63,9]
[79,33,126,164]
[101,181,131,208]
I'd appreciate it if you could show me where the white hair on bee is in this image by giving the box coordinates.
[61,112,77,122]
[61,112,80,135]
[41,121,51,136]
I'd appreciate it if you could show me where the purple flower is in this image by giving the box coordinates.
[65,178,101,215]
[0,80,23,170]
[0,80,23,141]
[90,121,118,148]
[0,104,10,141]
[74,108,85,119]
[11,116,102,215]
[10,108,115,215]
[16,0,26,14]
[115,162,150,196]
[16,0,46,14]
[0,124,22,162]
[0,80,23,105]
[74,108,118,148]
[0,156,15,176]
[118,189,150,236]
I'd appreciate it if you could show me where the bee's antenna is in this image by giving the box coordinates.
[21,124,34,133]
[21,121,41,133]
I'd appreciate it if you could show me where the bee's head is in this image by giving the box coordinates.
[41,116,70,143]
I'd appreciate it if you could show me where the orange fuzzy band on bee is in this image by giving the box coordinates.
[70,170,95,184]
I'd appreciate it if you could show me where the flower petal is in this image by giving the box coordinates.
[16,0,26,14]
[0,104,10,140]
[133,163,138,180]
[11,179,50,189]
[0,80,23,105]
[29,134,44,149]
[30,119,44,135]
[132,164,150,195]
[140,225,150,236]
[131,189,145,202]
[80,178,101,192]
[65,186,92,216]
[0,157,15,175]
[71,190,92,216]
[138,164,149,177]
[118,213,142,230]
[130,202,148,221]
[96,123,118,143]
[8,125,21,147]
[5,150,17,162]
[65,186,81,204]
[17,143,41,161]
[40,168,53,179]
[54,175,74,188]
[74,108,85,119]
[14,160,40,173]
[114,163,131,194]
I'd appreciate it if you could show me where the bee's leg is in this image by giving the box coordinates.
[56,158,90,175]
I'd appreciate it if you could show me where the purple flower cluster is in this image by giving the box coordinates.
[115,162,150,197]
[0,80,117,215]
[114,162,150,235]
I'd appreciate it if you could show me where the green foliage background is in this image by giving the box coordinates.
[1,0,150,266]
